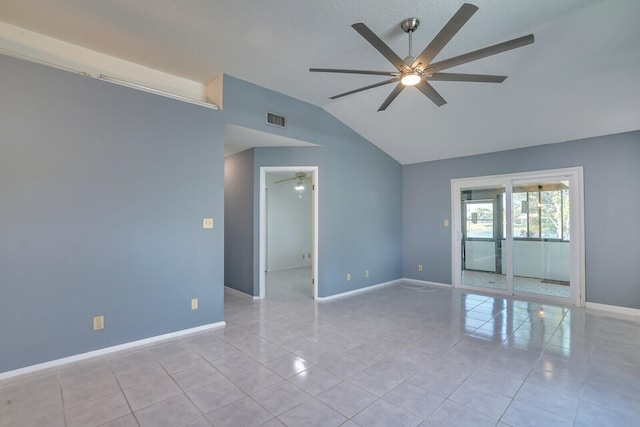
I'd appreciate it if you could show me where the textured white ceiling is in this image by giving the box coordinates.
[1,0,639,164]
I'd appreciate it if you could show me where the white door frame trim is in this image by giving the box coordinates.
[451,167,585,306]
[259,166,319,300]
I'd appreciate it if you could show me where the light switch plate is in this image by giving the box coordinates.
[203,218,214,229]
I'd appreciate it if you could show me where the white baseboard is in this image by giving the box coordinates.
[0,321,226,381]
[316,279,400,302]
[401,278,452,288]
[224,285,260,300]
[586,302,640,319]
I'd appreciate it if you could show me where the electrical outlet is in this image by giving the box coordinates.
[347,273,351,281]
[444,219,449,227]
[93,315,104,331]
[191,298,198,310]
[365,269,369,278]
[202,218,214,229]
[418,264,423,272]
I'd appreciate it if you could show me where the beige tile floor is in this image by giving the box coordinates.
[1,267,639,426]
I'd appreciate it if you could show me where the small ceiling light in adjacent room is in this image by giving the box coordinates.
[401,71,421,86]
[295,181,305,191]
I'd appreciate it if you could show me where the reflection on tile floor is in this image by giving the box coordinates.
[1,268,639,426]
[462,270,571,298]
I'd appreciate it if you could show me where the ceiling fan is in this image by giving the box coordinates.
[275,172,312,191]
[310,3,534,111]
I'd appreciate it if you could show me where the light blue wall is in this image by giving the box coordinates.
[0,55,225,373]
[224,149,255,295]
[222,76,403,297]
[403,131,640,309]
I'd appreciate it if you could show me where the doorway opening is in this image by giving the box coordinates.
[259,166,318,299]
[452,167,584,305]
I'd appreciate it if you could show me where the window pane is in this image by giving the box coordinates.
[528,192,540,238]
[502,195,506,238]
[512,192,527,238]
[466,202,493,238]
[562,188,570,240]
[541,190,562,239]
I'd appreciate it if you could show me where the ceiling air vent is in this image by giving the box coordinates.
[266,111,286,128]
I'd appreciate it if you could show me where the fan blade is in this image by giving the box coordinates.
[411,3,478,69]
[427,73,507,83]
[352,23,406,71]
[378,83,405,111]
[329,78,400,100]
[309,68,398,76]
[427,34,534,74]
[416,81,447,107]
[274,177,297,184]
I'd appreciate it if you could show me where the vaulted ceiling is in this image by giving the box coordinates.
[1,0,639,164]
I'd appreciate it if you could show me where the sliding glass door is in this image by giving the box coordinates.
[461,185,507,292]
[511,179,571,299]
[452,168,584,305]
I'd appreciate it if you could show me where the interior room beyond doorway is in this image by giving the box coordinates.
[261,167,318,299]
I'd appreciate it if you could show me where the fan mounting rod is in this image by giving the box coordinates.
[401,18,420,61]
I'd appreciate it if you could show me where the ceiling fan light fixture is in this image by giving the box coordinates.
[311,4,534,110]
[294,181,305,191]
[401,71,421,86]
